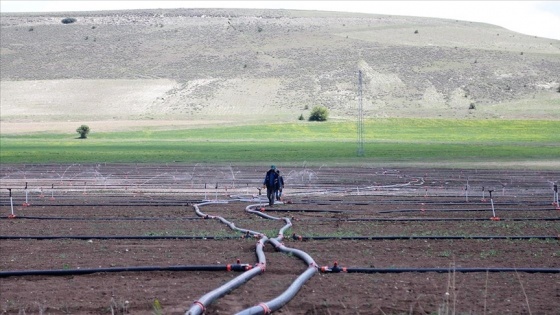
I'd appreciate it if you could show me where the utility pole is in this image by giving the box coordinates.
[357,70,364,156]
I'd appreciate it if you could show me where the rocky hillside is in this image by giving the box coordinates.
[1,8,559,126]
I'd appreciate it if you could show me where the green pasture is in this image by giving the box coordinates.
[1,118,559,166]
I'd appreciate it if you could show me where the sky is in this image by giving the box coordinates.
[1,1,559,40]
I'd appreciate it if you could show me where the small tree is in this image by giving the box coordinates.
[76,125,90,139]
[308,106,329,122]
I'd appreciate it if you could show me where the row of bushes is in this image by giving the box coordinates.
[300,106,328,121]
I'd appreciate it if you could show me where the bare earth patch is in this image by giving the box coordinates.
[1,164,558,314]
[0,119,231,134]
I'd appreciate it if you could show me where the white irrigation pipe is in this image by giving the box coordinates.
[7,189,15,218]
[236,205,319,315]
[553,184,558,207]
[465,177,469,203]
[186,201,320,315]
[488,190,499,220]
[186,201,268,315]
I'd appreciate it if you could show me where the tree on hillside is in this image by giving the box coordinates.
[308,106,329,122]
[76,125,90,139]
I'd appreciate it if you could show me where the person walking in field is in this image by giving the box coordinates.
[263,165,279,206]
[275,169,284,201]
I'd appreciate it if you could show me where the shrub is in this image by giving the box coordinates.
[76,125,90,139]
[61,17,77,24]
[469,103,476,110]
[557,85,560,93]
[298,114,305,121]
[308,106,329,122]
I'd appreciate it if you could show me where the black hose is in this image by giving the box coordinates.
[3,235,555,241]
[286,217,560,223]
[320,266,560,274]
[0,216,200,221]
[379,208,558,213]
[0,235,242,240]
[4,216,559,222]
[291,234,558,241]
[0,264,253,278]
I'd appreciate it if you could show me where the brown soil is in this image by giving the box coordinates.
[1,164,559,314]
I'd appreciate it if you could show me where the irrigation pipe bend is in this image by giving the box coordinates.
[186,201,269,315]
[234,204,319,315]
[186,202,320,315]
[185,235,269,315]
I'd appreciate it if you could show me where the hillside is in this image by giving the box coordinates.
[1,8,559,133]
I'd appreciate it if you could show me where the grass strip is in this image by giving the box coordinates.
[1,119,558,165]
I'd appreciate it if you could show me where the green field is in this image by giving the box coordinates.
[1,119,559,167]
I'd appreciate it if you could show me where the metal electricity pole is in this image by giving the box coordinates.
[357,70,364,156]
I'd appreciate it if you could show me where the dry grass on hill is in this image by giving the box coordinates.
[1,9,559,133]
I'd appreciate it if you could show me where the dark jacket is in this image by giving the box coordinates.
[277,175,284,189]
[263,169,278,188]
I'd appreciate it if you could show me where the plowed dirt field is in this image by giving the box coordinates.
[1,164,559,314]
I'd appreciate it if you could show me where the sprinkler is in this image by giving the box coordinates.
[257,188,263,208]
[50,184,55,201]
[22,182,30,207]
[488,190,500,221]
[465,176,469,203]
[553,184,558,208]
[7,189,16,218]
